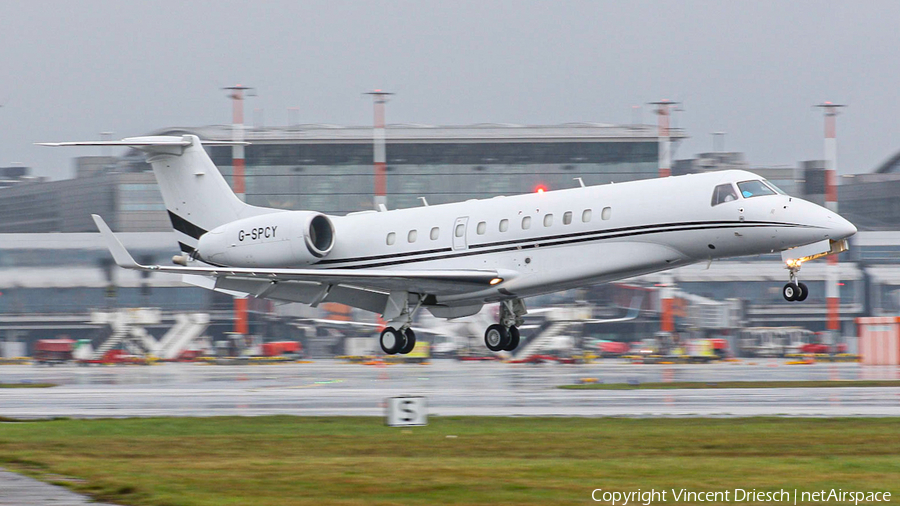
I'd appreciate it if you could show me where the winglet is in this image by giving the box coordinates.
[92,214,141,269]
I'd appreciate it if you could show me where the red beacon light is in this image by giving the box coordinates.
[535,185,548,194]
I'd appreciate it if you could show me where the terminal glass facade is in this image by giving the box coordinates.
[208,140,659,214]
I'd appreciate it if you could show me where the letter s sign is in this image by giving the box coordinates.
[386,396,427,426]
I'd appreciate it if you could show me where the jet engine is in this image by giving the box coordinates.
[196,211,335,267]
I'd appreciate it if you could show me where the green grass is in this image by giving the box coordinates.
[561,380,900,390]
[0,383,56,388]
[0,417,898,505]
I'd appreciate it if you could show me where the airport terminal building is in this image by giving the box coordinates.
[172,123,670,215]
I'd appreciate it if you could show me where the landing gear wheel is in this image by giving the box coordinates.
[380,327,405,355]
[782,283,800,302]
[484,324,510,352]
[399,328,416,354]
[796,282,809,302]
[504,325,520,351]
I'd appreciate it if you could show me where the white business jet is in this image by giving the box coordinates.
[41,135,857,355]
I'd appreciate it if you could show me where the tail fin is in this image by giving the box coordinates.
[41,135,275,252]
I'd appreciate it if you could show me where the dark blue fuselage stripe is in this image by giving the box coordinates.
[317,220,798,266]
[319,221,813,270]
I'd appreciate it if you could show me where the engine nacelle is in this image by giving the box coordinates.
[197,211,335,267]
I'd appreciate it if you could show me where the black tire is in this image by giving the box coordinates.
[399,328,416,354]
[782,283,799,302]
[484,324,510,352]
[380,327,405,355]
[796,282,809,302]
[504,326,520,351]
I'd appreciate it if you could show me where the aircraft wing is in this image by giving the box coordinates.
[93,215,509,316]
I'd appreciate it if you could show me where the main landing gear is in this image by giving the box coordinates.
[783,263,809,302]
[380,326,417,355]
[380,297,421,355]
[484,299,526,352]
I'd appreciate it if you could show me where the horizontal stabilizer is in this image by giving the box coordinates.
[38,135,247,156]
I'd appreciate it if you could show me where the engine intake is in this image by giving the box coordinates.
[306,214,335,257]
[196,211,336,267]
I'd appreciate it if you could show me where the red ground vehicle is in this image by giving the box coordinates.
[799,343,830,354]
[261,341,302,357]
[79,349,149,365]
[597,341,630,357]
[34,339,74,365]
[799,342,848,354]
[710,338,729,357]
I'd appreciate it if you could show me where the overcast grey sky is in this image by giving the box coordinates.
[1,0,898,179]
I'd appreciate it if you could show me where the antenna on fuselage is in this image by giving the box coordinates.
[418,197,429,206]
[573,177,585,188]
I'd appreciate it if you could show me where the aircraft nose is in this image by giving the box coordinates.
[829,213,857,240]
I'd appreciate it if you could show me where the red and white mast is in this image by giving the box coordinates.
[223,85,253,202]
[223,85,254,335]
[650,100,680,335]
[650,99,679,178]
[366,90,393,210]
[816,101,846,340]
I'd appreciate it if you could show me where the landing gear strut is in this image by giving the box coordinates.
[783,264,808,302]
[484,299,526,352]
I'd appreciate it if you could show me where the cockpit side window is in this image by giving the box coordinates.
[737,180,776,199]
[711,183,739,206]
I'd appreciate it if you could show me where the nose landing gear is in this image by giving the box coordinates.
[783,263,809,302]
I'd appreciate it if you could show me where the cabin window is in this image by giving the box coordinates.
[430,227,440,240]
[455,223,465,238]
[582,209,592,223]
[601,207,612,220]
[476,221,487,235]
[386,232,396,245]
[563,211,573,225]
[737,180,776,199]
[499,219,509,232]
[711,183,739,206]
[408,230,417,243]
[543,214,553,227]
[522,216,532,230]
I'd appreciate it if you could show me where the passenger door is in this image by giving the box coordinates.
[452,217,468,251]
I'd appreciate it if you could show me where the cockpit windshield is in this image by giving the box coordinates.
[737,180,776,199]
[762,180,787,195]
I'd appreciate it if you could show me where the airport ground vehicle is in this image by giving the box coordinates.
[737,327,815,357]
[33,339,74,365]
[595,340,630,357]
[261,341,302,358]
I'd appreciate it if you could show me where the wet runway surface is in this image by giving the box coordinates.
[2,360,900,418]
[0,469,119,506]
